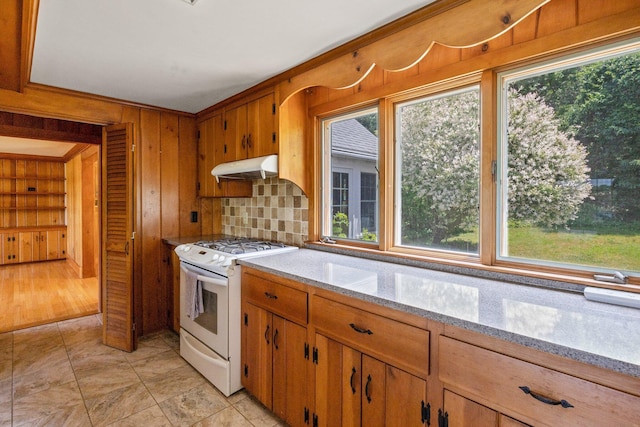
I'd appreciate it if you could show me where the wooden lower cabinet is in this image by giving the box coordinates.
[442,390,530,427]
[242,301,308,426]
[439,335,640,427]
[1,228,66,264]
[241,267,640,427]
[315,333,428,427]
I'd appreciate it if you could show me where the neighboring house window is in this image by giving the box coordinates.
[395,86,481,255]
[332,171,349,236]
[322,109,379,242]
[497,42,640,273]
[360,172,377,239]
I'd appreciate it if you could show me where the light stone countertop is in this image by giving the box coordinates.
[238,248,640,378]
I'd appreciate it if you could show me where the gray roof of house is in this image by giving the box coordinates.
[331,118,378,159]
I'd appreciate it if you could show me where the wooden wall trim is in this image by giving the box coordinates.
[278,0,549,103]
[0,111,102,145]
[21,0,39,92]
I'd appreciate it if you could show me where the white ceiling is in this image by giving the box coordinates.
[30,0,436,114]
[0,136,76,158]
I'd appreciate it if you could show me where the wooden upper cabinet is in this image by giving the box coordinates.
[225,92,278,161]
[198,114,251,198]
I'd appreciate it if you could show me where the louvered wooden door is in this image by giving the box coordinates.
[102,123,135,352]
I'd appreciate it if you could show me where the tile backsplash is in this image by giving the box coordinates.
[221,177,309,246]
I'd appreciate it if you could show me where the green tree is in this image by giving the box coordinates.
[399,89,480,248]
[399,88,591,248]
[513,52,640,222]
[506,90,591,227]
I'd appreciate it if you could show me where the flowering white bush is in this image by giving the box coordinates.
[399,87,591,247]
[507,89,591,227]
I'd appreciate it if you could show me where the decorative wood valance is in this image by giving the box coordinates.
[278,0,550,103]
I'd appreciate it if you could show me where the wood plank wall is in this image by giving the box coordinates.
[119,106,200,334]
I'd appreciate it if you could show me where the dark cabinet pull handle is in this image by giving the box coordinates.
[350,367,357,394]
[365,374,372,403]
[273,328,279,350]
[242,135,246,149]
[349,323,373,335]
[264,292,278,300]
[264,325,270,345]
[247,133,252,148]
[519,386,574,408]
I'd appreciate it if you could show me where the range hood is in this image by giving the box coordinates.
[211,154,278,182]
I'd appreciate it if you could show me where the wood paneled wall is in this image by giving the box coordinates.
[118,107,200,334]
[65,145,100,278]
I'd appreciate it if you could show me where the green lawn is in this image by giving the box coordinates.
[507,226,640,272]
[438,224,640,272]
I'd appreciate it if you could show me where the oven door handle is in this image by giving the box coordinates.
[181,265,228,288]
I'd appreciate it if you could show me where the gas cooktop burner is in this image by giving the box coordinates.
[193,238,287,255]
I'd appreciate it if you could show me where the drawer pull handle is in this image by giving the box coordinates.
[273,328,279,350]
[264,292,278,300]
[349,323,373,335]
[365,374,372,403]
[350,367,357,394]
[519,386,574,408]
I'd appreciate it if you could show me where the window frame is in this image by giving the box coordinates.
[494,38,640,276]
[393,84,482,257]
[320,106,381,245]
[311,37,640,287]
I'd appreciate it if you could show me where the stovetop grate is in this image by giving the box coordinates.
[193,238,287,254]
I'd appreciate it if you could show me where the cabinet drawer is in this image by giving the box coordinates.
[312,295,429,378]
[242,271,307,325]
[439,336,640,427]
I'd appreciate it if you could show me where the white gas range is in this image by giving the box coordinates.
[175,237,297,396]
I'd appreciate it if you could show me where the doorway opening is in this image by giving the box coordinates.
[0,113,102,333]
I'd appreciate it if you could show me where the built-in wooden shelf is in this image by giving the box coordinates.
[0,158,67,231]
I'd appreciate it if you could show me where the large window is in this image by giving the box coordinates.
[395,86,480,255]
[498,42,640,273]
[322,109,379,242]
[316,38,639,284]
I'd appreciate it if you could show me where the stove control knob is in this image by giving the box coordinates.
[219,256,226,265]
[212,254,219,261]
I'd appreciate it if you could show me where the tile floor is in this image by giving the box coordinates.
[0,315,283,427]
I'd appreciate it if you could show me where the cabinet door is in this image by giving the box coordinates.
[225,104,248,160]
[18,231,34,263]
[500,415,530,427]
[315,334,349,427]
[2,233,17,264]
[316,333,430,427]
[385,364,428,427]
[361,355,386,427]
[272,316,307,427]
[37,231,47,261]
[247,93,277,158]
[242,302,273,407]
[443,390,498,427]
[46,230,60,260]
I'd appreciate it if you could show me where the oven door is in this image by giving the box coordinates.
[179,262,229,359]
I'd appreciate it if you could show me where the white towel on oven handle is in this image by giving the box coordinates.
[185,269,204,320]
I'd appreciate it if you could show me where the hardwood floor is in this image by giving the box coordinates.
[0,260,99,333]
